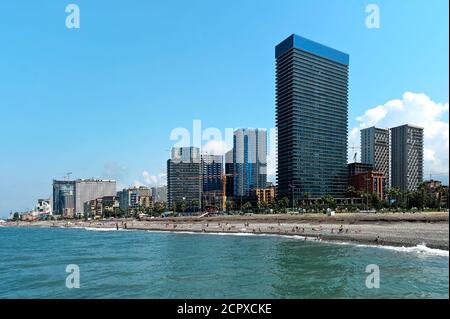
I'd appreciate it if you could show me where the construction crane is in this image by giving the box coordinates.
[425,172,449,180]
[179,173,238,212]
[221,173,237,212]
[349,145,360,163]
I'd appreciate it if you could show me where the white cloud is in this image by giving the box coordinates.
[139,171,167,187]
[102,162,128,181]
[132,180,146,188]
[116,182,127,191]
[202,139,230,155]
[349,92,449,181]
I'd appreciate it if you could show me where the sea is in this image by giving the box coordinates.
[0,226,448,298]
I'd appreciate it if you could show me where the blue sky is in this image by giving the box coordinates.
[0,0,448,216]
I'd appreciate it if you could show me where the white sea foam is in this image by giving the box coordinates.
[83,227,132,232]
[58,226,84,229]
[60,225,449,257]
[325,240,448,257]
[149,229,317,241]
[357,243,449,257]
[146,229,449,257]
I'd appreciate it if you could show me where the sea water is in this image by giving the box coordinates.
[0,227,448,298]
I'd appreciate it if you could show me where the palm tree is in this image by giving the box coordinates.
[242,202,252,214]
[269,198,278,213]
[437,186,449,209]
[387,187,401,209]
[192,199,199,213]
[322,194,336,209]
[279,197,289,214]
[226,200,234,213]
[303,192,310,211]
[179,200,187,214]
[346,186,357,198]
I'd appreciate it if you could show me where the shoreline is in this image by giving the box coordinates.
[2,212,449,251]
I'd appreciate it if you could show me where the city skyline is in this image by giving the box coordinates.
[0,0,449,216]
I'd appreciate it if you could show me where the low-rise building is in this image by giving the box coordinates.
[36,198,52,215]
[423,180,449,208]
[21,211,39,222]
[84,196,119,217]
[253,187,276,207]
[117,186,152,210]
[151,186,167,203]
[202,190,223,212]
[349,171,384,199]
[347,163,374,177]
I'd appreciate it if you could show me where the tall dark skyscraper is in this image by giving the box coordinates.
[391,124,424,192]
[167,147,202,211]
[275,34,349,202]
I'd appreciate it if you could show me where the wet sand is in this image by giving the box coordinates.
[3,212,449,250]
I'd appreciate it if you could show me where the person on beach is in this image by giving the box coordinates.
[338,225,344,233]
[116,223,119,230]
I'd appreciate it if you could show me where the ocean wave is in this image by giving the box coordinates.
[147,229,448,257]
[83,227,131,232]
[359,243,449,257]
[330,241,449,257]
[149,229,318,241]
[58,226,448,257]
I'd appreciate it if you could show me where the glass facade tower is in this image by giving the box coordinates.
[275,34,349,202]
[232,128,267,197]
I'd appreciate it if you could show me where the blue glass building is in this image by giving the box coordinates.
[232,128,267,197]
[201,154,223,192]
[275,34,349,202]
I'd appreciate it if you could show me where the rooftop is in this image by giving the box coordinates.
[275,34,349,65]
